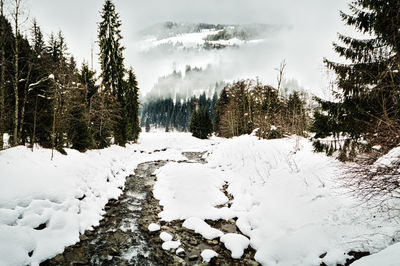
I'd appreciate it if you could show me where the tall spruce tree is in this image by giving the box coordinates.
[125,68,141,142]
[98,0,127,146]
[98,0,124,97]
[314,0,400,153]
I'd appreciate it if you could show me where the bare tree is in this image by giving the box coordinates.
[11,0,22,146]
[276,60,286,96]
[0,0,5,149]
[344,156,400,218]
[18,61,31,141]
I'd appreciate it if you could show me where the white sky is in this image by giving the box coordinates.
[22,0,351,96]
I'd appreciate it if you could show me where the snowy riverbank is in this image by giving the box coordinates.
[0,132,217,265]
[0,132,399,265]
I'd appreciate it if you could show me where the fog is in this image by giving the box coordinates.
[26,0,351,98]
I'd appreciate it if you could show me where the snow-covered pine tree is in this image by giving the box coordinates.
[314,0,400,156]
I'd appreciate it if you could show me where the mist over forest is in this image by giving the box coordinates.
[129,21,311,103]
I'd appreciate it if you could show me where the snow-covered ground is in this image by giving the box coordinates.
[0,132,399,265]
[153,134,400,265]
[0,132,218,266]
[139,28,264,52]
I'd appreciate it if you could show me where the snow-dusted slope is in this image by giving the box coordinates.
[138,22,275,52]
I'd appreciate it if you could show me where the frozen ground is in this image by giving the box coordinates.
[0,132,399,265]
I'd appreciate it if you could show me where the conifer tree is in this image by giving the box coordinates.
[98,0,127,146]
[68,84,93,152]
[98,0,124,96]
[314,0,400,152]
[125,68,140,142]
[31,19,44,55]
[190,107,212,139]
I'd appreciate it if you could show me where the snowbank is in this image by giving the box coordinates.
[220,233,250,259]
[154,134,400,265]
[2,132,398,265]
[351,242,400,266]
[0,132,215,266]
[153,162,234,221]
[182,217,223,240]
[201,249,218,262]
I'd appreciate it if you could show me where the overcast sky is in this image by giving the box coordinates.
[23,0,351,96]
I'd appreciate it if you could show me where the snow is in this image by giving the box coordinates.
[0,132,211,266]
[162,240,181,251]
[374,145,400,168]
[2,133,9,149]
[152,134,400,265]
[351,242,400,266]
[1,131,399,265]
[372,145,381,151]
[153,162,234,221]
[141,28,261,51]
[159,232,173,242]
[201,249,218,262]
[182,217,223,240]
[159,230,181,251]
[148,223,160,232]
[176,247,185,255]
[161,240,181,250]
[220,233,250,259]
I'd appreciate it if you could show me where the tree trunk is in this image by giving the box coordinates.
[51,80,58,160]
[0,0,5,150]
[19,63,32,143]
[31,95,37,151]
[51,93,56,160]
[13,0,20,146]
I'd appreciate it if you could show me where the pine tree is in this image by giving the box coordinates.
[125,68,141,142]
[31,19,44,55]
[98,0,127,146]
[98,0,124,96]
[68,85,93,152]
[190,107,212,139]
[314,0,400,152]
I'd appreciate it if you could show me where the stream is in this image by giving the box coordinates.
[41,152,259,266]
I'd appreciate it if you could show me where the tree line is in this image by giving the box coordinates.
[141,92,218,132]
[214,79,309,140]
[0,0,140,155]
